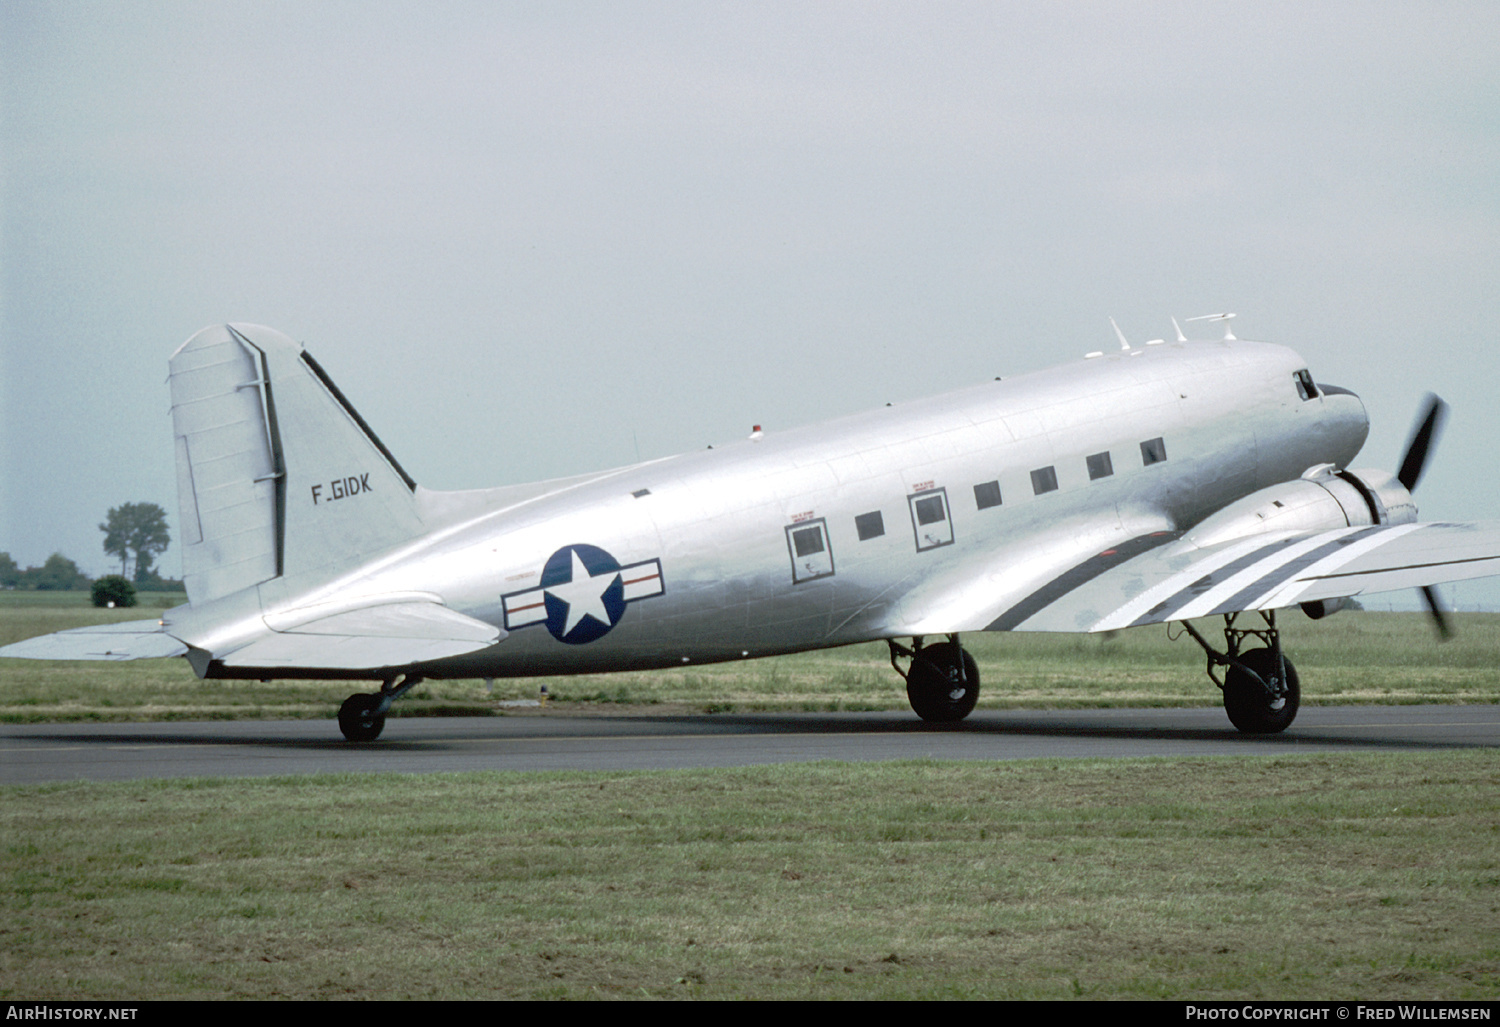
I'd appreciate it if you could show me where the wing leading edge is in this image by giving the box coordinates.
[986,520,1500,633]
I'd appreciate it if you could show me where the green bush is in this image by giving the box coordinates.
[91,575,138,608]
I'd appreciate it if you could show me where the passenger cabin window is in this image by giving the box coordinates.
[855,510,885,540]
[1031,466,1058,495]
[785,519,834,583]
[1086,452,1113,480]
[974,480,1002,510]
[907,488,954,551]
[1293,369,1318,401]
[1140,437,1167,466]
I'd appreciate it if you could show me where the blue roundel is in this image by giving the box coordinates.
[539,544,627,644]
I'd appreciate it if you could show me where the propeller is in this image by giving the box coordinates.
[1397,393,1448,493]
[1420,586,1454,641]
[1396,394,1451,638]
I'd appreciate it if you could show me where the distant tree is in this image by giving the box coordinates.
[99,502,171,581]
[21,553,90,591]
[0,552,18,588]
[92,575,137,608]
[126,564,184,594]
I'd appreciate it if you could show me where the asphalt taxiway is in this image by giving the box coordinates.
[2,704,1496,784]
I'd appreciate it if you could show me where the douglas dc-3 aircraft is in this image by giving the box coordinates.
[6,319,1500,741]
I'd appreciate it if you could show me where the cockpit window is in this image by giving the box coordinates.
[1293,369,1318,401]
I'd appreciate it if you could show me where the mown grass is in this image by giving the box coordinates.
[2,593,1497,722]
[2,752,1496,1000]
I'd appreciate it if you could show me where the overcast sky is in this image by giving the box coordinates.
[4,1,1499,608]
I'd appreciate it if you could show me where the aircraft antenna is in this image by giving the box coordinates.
[1108,317,1131,351]
[1171,317,1187,342]
[1185,312,1237,340]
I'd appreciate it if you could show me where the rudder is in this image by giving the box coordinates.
[170,324,423,605]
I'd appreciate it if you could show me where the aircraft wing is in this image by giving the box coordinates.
[988,520,1500,633]
[0,619,189,660]
[886,512,1180,635]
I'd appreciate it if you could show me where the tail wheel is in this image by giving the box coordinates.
[338,693,386,742]
[906,642,980,723]
[1223,648,1299,734]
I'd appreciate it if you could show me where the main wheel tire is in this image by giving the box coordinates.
[338,693,387,742]
[906,642,980,723]
[1223,648,1299,734]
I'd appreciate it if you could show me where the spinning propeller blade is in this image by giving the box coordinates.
[1395,394,1452,639]
[1397,394,1448,493]
[1420,585,1454,641]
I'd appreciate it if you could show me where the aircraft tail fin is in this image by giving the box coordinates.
[170,324,423,605]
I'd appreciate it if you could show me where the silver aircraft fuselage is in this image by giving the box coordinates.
[177,336,1366,679]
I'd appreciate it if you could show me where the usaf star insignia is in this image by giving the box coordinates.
[501,544,665,644]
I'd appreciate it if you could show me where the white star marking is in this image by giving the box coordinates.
[544,549,619,636]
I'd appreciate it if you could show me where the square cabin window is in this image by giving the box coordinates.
[1140,437,1167,466]
[1031,466,1058,495]
[855,511,885,540]
[792,526,825,557]
[914,495,946,525]
[974,480,1002,510]
[1086,452,1113,480]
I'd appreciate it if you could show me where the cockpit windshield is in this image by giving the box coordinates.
[1293,369,1318,401]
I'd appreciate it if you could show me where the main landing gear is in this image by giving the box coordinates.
[889,635,979,722]
[1177,610,1300,734]
[337,673,424,742]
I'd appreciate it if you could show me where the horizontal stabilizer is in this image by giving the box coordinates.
[0,620,188,661]
[218,601,503,671]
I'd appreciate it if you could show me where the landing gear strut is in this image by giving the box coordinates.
[1179,611,1300,734]
[889,635,980,722]
[337,674,424,742]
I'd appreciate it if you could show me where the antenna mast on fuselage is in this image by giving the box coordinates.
[1184,312,1237,341]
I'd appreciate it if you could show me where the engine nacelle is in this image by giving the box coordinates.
[1185,465,1416,551]
[1299,597,1348,620]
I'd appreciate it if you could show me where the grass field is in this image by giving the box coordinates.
[2,752,1497,1000]
[2,592,1498,722]
[3,595,1497,1000]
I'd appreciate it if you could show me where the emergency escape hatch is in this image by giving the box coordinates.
[785,518,834,583]
[908,487,954,551]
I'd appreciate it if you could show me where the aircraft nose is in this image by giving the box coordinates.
[1318,383,1370,463]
